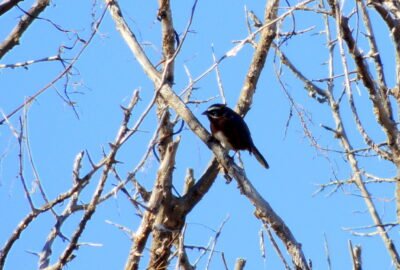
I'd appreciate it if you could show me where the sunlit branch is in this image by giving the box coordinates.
[0,0,50,59]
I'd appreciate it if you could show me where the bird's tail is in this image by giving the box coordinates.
[251,145,269,169]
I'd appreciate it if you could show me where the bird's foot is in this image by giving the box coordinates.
[222,167,232,183]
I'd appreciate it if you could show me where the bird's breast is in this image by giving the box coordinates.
[213,130,233,150]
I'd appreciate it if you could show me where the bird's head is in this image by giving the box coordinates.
[202,103,229,119]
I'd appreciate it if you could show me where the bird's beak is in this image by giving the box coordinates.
[202,110,208,115]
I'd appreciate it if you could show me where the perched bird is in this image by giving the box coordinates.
[202,103,269,169]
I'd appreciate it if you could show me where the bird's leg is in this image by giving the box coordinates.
[208,135,233,183]
[221,165,232,183]
[218,153,232,184]
[230,151,244,169]
[236,151,245,169]
[222,150,235,183]
[231,151,238,158]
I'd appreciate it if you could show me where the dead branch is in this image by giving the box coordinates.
[0,0,50,59]
[17,117,35,211]
[237,0,287,115]
[105,0,311,269]
[0,55,63,69]
[331,1,400,265]
[239,169,309,270]
[146,137,181,270]
[41,89,142,270]
[175,225,194,270]
[125,137,181,270]
[323,233,332,270]
[0,6,108,125]
[273,42,329,103]
[348,240,362,270]
[370,1,400,90]
[234,258,247,270]
[158,0,176,84]
[0,153,93,270]
[336,4,399,159]
[0,0,22,16]
[205,216,229,270]
[212,45,226,105]
[264,225,291,270]
[357,0,387,91]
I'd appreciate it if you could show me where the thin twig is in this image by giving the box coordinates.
[323,233,332,270]
[211,44,226,104]
[0,4,108,125]
[205,215,229,270]
[264,225,291,270]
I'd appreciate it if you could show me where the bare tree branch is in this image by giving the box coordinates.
[0,0,50,59]
[264,225,291,270]
[0,0,22,16]
[125,137,181,270]
[0,151,94,270]
[234,258,247,270]
[336,4,399,158]
[42,89,143,270]
[205,216,229,270]
[0,6,108,125]
[104,0,311,269]
[331,1,400,265]
[158,0,176,84]
[237,0,282,115]
[348,240,362,270]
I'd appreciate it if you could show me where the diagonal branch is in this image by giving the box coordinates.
[104,0,160,82]
[0,0,22,16]
[273,42,329,103]
[371,1,400,91]
[335,6,400,159]
[106,0,310,269]
[0,0,50,59]
[182,0,282,218]
[317,1,400,266]
[357,0,387,91]
[237,0,297,115]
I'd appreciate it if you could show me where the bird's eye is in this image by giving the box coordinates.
[210,110,221,117]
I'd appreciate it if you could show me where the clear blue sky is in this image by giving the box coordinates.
[0,0,397,269]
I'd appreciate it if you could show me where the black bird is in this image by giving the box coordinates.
[202,103,269,169]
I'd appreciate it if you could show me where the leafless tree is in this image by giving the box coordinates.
[1,0,400,269]
[272,0,400,267]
